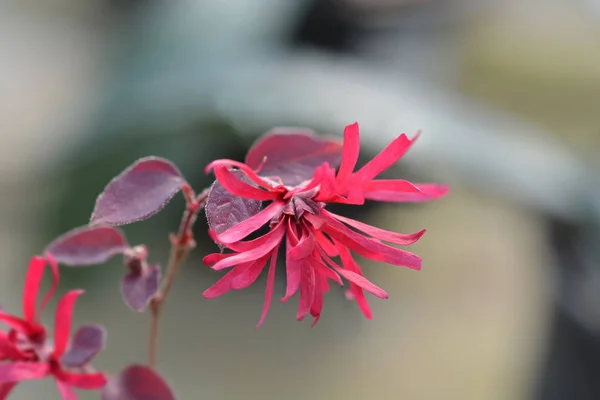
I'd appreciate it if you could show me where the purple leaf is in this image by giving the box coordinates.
[121,265,161,312]
[245,128,343,186]
[205,173,262,235]
[46,226,128,266]
[62,324,106,367]
[90,157,187,226]
[101,365,176,400]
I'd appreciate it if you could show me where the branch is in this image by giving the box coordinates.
[148,186,210,368]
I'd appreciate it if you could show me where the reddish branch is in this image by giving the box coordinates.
[148,185,210,368]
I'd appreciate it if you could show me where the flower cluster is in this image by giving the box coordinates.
[202,122,448,327]
[0,255,106,399]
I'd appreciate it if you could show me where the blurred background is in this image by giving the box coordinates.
[1,0,600,398]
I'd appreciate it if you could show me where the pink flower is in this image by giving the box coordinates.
[203,122,448,327]
[0,255,106,399]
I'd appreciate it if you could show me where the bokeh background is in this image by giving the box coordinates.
[1,0,600,399]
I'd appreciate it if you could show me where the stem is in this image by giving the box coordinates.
[148,243,190,368]
[148,185,210,368]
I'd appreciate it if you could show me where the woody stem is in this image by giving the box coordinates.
[148,185,210,368]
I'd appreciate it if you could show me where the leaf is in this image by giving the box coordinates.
[90,157,187,226]
[62,324,107,367]
[45,226,129,266]
[245,128,343,186]
[101,365,176,400]
[205,173,262,235]
[121,265,161,312]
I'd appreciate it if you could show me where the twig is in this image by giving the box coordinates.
[148,185,210,368]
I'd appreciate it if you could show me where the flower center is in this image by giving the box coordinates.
[282,188,323,221]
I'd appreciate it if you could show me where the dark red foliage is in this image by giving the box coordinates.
[46,226,128,266]
[244,128,343,186]
[90,157,187,227]
[101,365,175,400]
[61,324,107,368]
[205,171,262,235]
[121,264,161,312]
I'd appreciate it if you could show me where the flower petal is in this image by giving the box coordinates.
[211,222,285,271]
[203,263,252,299]
[363,183,449,203]
[203,253,231,266]
[313,231,338,257]
[230,256,270,290]
[345,187,366,205]
[0,382,17,399]
[0,314,32,336]
[0,332,26,361]
[312,251,343,286]
[39,254,60,317]
[205,159,279,190]
[315,167,356,204]
[295,162,328,195]
[0,362,49,384]
[256,248,279,329]
[282,222,302,302]
[55,368,107,389]
[306,213,422,270]
[288,232,315,260]
[334,268,388,299]
[325,225,421,269]
[220,214,289,255]
[203,256,272,299]
[297,260,316,321]
[352,132,417,183]
[213,165,279,201]
[322,209,426,245]
[23,256,46,322]
[309,274,324,327]
[55,379,78,400]
[308,254,339,325]
[336,243,372,319]
[363,179,424,195]
[336,122,360,183]
[317,248,387,299]
[215,201,285,244]
[53,290,84,357]
[283,258,302,303]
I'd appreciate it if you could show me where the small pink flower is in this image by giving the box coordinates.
[203,123,448,327]
[0,255,106,399]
